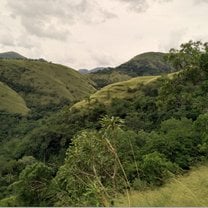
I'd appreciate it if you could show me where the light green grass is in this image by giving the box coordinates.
[73,72,177,109]
[73,76,159,109]
[0,81,29,115]
[116,165,208,207]
[0,59,96,111]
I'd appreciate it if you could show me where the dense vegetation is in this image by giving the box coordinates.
[1,41,208,206]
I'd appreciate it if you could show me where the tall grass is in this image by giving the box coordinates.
[115,165,208,207]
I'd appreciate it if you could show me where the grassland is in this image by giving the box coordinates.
[73,73,175,109]
[116,165,208,207]
[73,76,159,109]
[0,59,95,113]
[0,81,29,115]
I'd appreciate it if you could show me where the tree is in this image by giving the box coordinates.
[53,116,139,206]
[166,40,208,71]
[13,162,53,206]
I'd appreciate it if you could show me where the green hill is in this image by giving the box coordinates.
[88,52,173,88]
[1,41,208,207]
[0,51,26,59]
[0,59,95,115]
[73,73,177,109]
[115,52,173,76]
[0,81,29,115]
[116,165,208,207]
[73,75,158,109]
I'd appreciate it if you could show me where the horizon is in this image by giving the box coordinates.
[1,0,208,69]
[0,50,165,70]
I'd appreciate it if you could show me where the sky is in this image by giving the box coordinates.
[0,0,208,70]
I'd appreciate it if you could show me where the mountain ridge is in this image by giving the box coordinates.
[0,51,26,59]
[0,59,95,116]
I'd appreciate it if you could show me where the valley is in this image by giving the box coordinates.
[1,41,208,206]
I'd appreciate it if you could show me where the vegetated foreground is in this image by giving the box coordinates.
[1,41,208,206]
[116,165,208,207]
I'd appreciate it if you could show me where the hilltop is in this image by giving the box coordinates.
[88,52,173,88]
[115,52,172,76]
[0,51,26,59]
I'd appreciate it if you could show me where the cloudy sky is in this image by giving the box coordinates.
[0,0,208,69]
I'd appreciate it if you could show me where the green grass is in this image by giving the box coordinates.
[73,76,158,109]
[0,81,29,115]
[116,165,208,207]
[0,59,95,113]
[88,52,173,88]
[73,74,175,109]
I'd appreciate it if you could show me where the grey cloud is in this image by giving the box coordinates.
[90,52,115,67]
[115,0,172,12]
[194,0,208,4]
[0,33,16,47]
[160,28,187,52]
[117,0,149,12]
[6,0,116,40]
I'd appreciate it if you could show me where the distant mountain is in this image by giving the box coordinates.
[0,51,26,59]
[88,52,173,88]
[79,67,106,74]
[0,59,95,115]
[90,67,106,73]
[115,52,172,76]
[79,69,89,74]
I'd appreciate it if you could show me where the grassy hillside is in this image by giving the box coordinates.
[89,52,173,88]
[0,59,95,114]
[0,81,29,115]
[0,51,26,59]
[116,165,208,207]
[73,73,176,109]
[116,52,173,76]
[1,41,208,207]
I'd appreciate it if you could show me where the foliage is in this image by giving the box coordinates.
[53,116,138,206]
[1,41,208,206]
[12,162,53,206]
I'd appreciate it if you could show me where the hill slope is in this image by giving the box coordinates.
[116,165,208,207]
[73,73,177,109]
[115,52,172,76]
[0,51,26,59]
[0,81,29,115]
[88,52,173,88]
[0,59,95,114]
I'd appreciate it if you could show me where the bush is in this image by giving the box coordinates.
[140,152,179,186]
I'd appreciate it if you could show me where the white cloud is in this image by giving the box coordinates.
[6,0,116,40]
[0,0,208,69]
